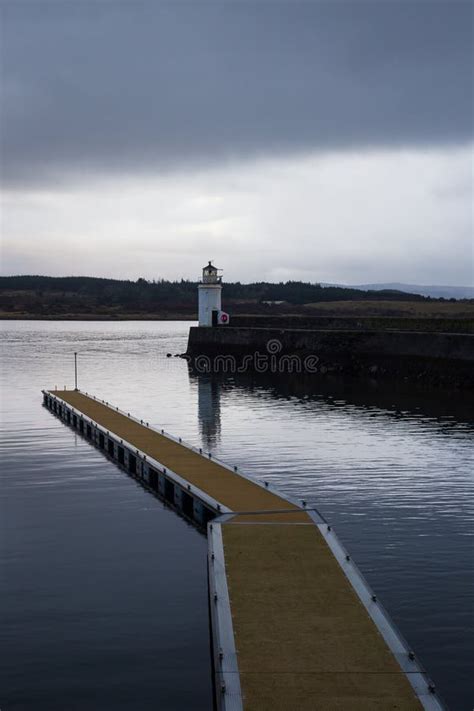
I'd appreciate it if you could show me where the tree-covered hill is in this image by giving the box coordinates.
[0,274,467,319]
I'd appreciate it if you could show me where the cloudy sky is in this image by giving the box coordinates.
[1,0,472,285]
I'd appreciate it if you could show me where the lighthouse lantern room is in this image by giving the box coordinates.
[198,261,228,326]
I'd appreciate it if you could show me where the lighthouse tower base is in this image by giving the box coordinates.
[198,284,222,326]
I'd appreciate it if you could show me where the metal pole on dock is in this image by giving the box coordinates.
[74,352,78,390]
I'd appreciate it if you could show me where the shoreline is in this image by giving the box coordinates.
[0,313,197,321]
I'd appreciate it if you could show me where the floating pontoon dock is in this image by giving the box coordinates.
[43,389,445,711]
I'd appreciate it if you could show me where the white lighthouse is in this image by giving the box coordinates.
[198,261,229,326]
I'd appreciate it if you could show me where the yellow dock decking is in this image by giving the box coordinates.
[48,390,439,711]
[220,519,424,710]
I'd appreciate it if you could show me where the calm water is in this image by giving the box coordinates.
[1,321,473,710]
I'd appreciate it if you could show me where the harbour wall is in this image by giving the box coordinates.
[186,327,474,388]
[229,314,474,333]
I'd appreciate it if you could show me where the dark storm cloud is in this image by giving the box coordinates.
[1,0,472,187]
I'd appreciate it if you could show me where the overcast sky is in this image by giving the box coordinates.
[1,0,472,285]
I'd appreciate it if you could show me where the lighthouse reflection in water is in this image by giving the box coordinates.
[197,374,221,449]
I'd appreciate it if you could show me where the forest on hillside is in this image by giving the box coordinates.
[1,275,470,320]
[0,274,436,317]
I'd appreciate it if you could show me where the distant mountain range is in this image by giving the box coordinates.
[324,283,474,300]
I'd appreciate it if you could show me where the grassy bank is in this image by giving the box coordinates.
[301,300,474,318]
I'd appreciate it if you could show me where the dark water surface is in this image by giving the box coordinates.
[1,321,473,710]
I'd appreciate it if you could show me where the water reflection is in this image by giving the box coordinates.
[197,375,221,449]
[189,366,474,430]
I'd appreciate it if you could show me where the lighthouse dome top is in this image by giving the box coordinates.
[201,261,222,284]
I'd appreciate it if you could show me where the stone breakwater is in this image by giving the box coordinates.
[229,314,474,334]
[186,327,474,388]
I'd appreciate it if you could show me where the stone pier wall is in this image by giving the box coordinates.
[186,327,474,388]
